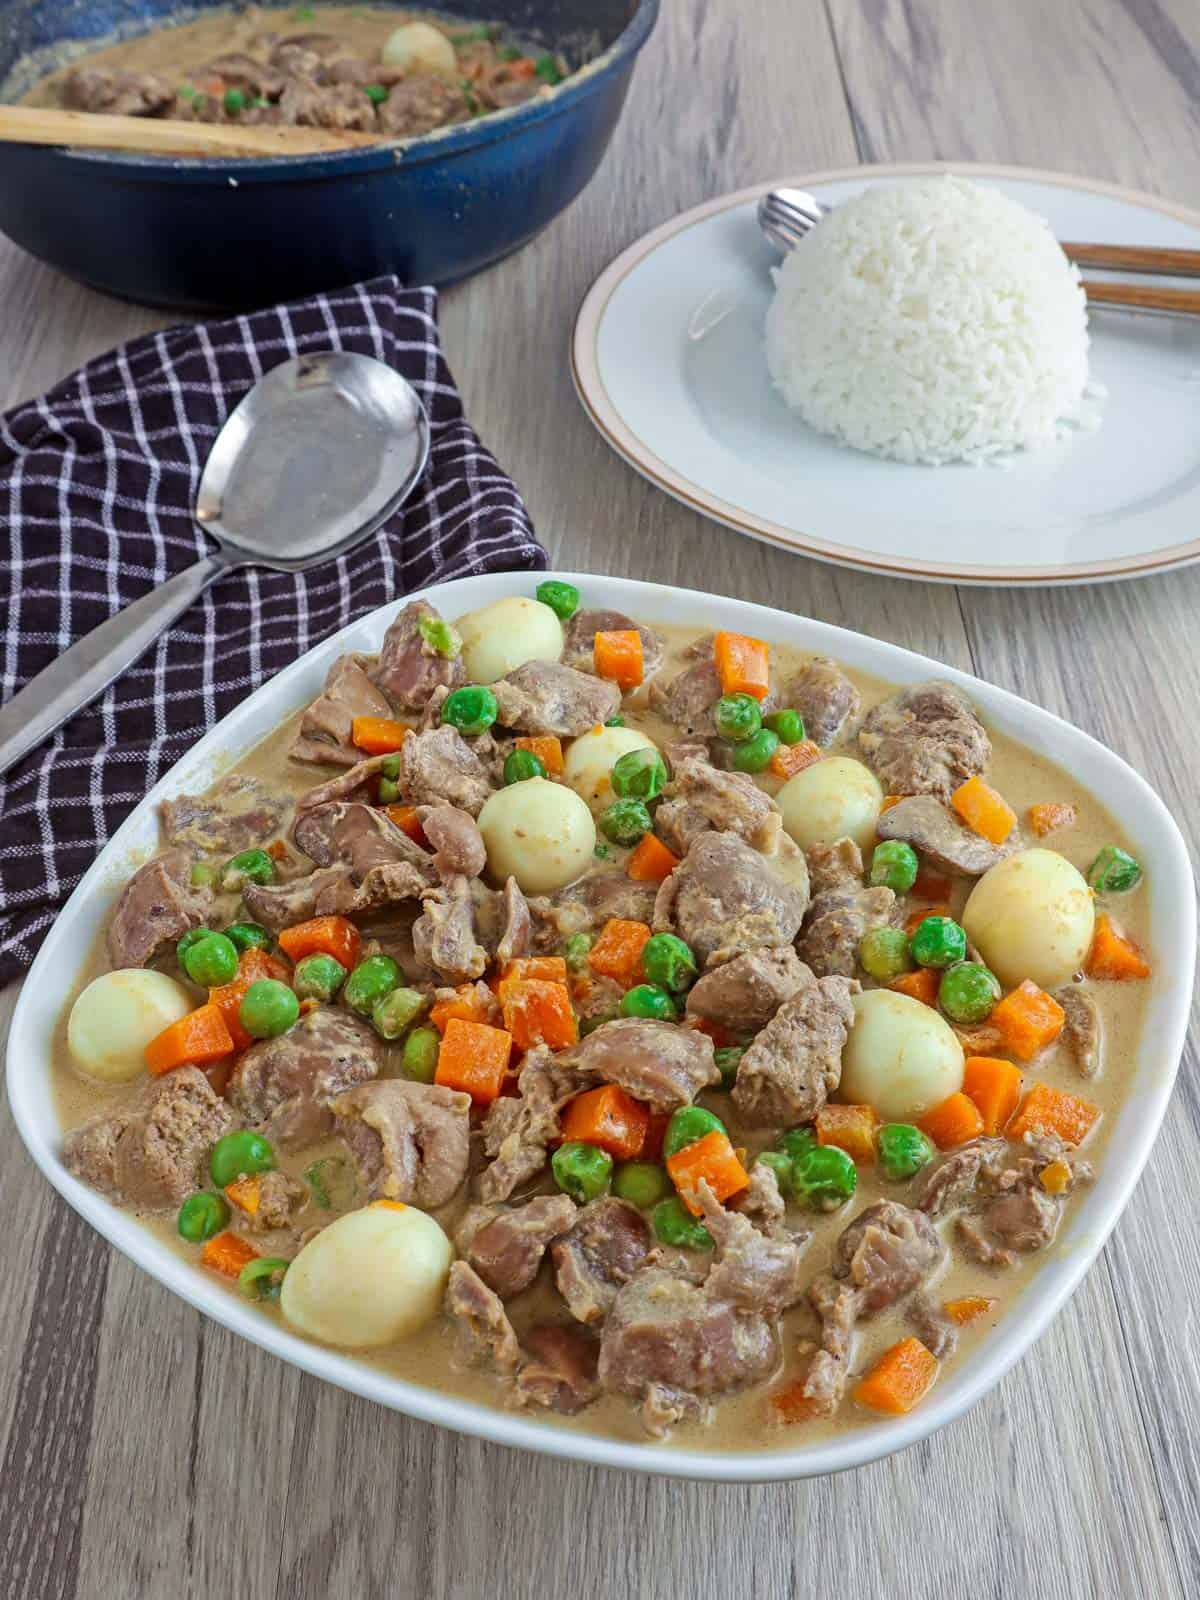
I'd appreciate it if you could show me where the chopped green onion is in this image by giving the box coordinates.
[534,53,563,84]
[418,612,462,659]
[1087,844,1142,895]
[364,83,388,105]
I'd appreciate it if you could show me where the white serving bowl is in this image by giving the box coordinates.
[6,573,1194,1481]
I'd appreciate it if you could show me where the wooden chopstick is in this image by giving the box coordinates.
[0,104,384,159]
[1083,279,1200,316]
[1064,241,1200,279]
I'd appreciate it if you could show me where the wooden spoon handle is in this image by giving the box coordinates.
[0,104,383,159]
[1064,242,1200,278]
[1083,279,1200,316]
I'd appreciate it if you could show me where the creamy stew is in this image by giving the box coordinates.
[54,586,1154,1448]
[21,7,571,142]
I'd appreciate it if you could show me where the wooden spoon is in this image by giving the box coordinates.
[0,104,385,159]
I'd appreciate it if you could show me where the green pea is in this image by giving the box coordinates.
[909,915,967,970]
[183,932,239,988]
[380,753,402,780]
[225,922,271,953]
[190,863,217,889]
[293,952,347,1002]
[504,749,546,785]
[763,709,805,745]
[792,1144,857,1211]
[418,612,462,659]
[1087,844,1142,895]
[612,1161,672,1210]
[599,798,652,847]
[663,1105,725,1159]
[593,843,611,860]
[652,1196,713,1251]
[877,1123,936,1183]
[223,86,246,114]
[239,979,299,1039]
[605,714,625,728]
[401,1025,441,1083]
[776,1126,817,1163]
[640,932,698,993]
[177,1191,229,1243]
[534,52,562,84]
[535,580,581,621]
[372,986,427,1041]
[938,961,1001,1025]
[713,693,762,743]
[499,44,521,61]
[177,82,197,101]
[755,1150,794,1196]
[222,848,276,891]
[859,926,915,983]
[378,776,401,804]
[714,1045,745,1089]
[610,748,668,801]
[238,1257,289,1301]
[441,686,498,737]
[552,1141,612,1203]
[564,932,593,972]
[210,1130,275,1188]
[344,954,401,1016]
[363,82,388,104]
[869,840,919,894]
[177,927,214,964]
[619,983,677,1021]
[730,728,780,773]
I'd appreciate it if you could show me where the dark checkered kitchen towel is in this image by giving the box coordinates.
[0,275,547,984]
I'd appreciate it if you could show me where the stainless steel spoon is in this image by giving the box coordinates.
[0,351,430,778]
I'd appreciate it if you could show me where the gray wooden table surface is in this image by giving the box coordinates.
[2,2,1198,1596]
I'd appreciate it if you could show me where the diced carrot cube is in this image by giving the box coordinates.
[498,977,578,1051]
[514,735,565,775]
[1027,802,1077,837]
[351,716,410,755]
[145,1002,234,1076]
[594,630,644,691]
[502,956,568,983]
[918,1091,985,1150]
[434,1018,513,1106]
[768,1381,821,1424]
[587,918,652,986]
[990,980,1065,1062]
[1006,1082,1100,1147]
[961,1056,1022,1136]
[944,1295,997,1327]
[889,968,939,1007]
[384,804,426,845]
[277,914,361,969]
[854,1337,939,1415]
[429,981,497,1034]
[560,1084,649,1161]
[713,631,770,701]
[200,1231,258,1279]
[1085,913,1151,982]
[815,1103,879,1163]
[627,833,679,883]
[666,1128,749,1215]
[951,775,1017,845]
[769,739,822,781]
[224,1175,262,1217]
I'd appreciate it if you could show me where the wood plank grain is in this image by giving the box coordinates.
[1,0,1198,1596]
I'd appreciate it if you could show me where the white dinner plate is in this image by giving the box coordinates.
[572,163,1200,585]
[6,572,1194,1480]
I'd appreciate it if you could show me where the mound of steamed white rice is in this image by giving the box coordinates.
[764,176,1093,466]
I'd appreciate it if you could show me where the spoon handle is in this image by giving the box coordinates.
[0,552,229,779]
